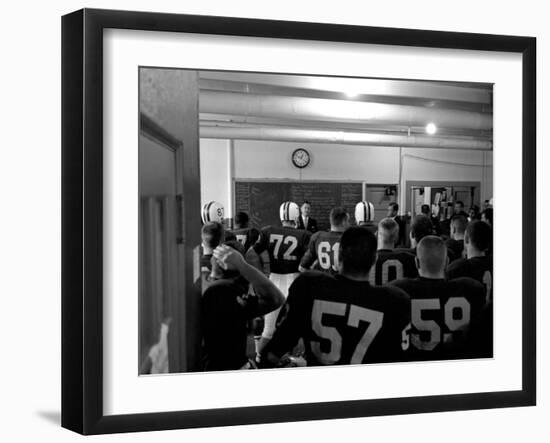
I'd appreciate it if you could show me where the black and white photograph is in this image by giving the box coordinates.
[138,68,494,375]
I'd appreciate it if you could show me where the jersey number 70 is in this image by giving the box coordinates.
[311,299,384,364]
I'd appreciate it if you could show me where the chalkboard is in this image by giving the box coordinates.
[235,181,363,231]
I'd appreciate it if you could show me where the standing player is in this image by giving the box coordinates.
[391,236,486,361]
[397,214,434,255]
[355,200,377,235]
[445,215,467,262]
[299,207,349,275]
[369,218,417,285]
[447,220,493,304]
[231,211,260,252]
[387,202,407,247]
[251,201,311,353]
[261,227,411,367]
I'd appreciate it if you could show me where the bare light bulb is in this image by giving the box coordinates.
[426,123,437,135]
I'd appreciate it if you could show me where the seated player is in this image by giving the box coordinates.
[201,200,236,241]
[369,217,417,285]
[231,211,260,252]
[391,236,486,361]
[262,227,411,367]
[250,201,311,354]
[299,207,349,275]
[201,243,284,371]
[447,220,493,305]
[445,215,468,262]
[355,201,377,235]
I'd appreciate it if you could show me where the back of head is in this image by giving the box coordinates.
[378,217,399,246]
[465,220,491,252]
[388,202,399,215]
[234,211,249,229]
[330,206,349,229]
[450,215,468,236]
[339,226,377,277]
[201,221,224,249]
[410,214,433,243]
[210,240,246,280]
[355,201,375,225]
[417,235,447,275]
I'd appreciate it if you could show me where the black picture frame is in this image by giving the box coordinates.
[61,8,536,435]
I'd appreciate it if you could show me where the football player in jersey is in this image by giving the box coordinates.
[262,227,411,367]
[445,215,467,262]
[396,214,433,256]
[201,201,236,242]
[201,243,284,371]
[447,220,493,305]
[251,201,312,354]
[369,217,417,285]
[299,206,349,275]
[200,221,224,273]
[230,211,260,252]
[391,235,486,361]
[355,201,377,235]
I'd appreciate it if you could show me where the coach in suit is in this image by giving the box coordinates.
[387,202,406,247]
[296,201,318,233]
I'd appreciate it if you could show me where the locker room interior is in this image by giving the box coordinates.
[138,68,493,373]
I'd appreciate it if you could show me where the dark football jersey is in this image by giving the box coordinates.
[390,277,486,360]
[359,222,378,235]
[447,255,493,304]
[445,239,465,262]
[201,278,260,371]
[253,226,311,274]
[230,227,260,251]
[300,230,343,275]
[369,249,418,285]
[265,272,411,366]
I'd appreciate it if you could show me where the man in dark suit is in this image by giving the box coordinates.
[387,202,406,247]
[296,201,318,233]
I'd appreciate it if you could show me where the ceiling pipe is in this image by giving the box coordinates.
[199,125,493,151]
[199,91,493,131]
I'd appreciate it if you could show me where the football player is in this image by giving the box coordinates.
[396,214,433,256]
[201,243,284,371]
[251,201,311,353]
[201,201,236,241]
[391,236,486,361]
[355,201,377,235]
[200,221,224,273]
[262,227,411,367]
[299,206,349,275]
[445,215,468,262]
[231,211,260,252]
[447,220,493,304]
[369,217,417,285]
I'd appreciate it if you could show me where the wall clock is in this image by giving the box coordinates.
[292,148,311,168]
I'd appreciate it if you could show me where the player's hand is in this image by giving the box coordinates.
[213,244,246,271]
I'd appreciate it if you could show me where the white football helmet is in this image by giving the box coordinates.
[201,201,225,224]
[355,201,375,224]
[279,201,300,222]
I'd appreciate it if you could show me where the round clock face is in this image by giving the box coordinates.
[292,148,310,168]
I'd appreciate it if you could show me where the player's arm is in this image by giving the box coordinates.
[298,232,316,272]
[262,278,307,367]
[213,245,283,316]
[252,229,271,274]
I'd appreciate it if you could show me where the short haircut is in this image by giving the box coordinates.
[210,240,245,279]
[339,227,377,276]
[201,221,224,249]
[302,201,311,206]
[388,202,399,212]
[234,211,249,228]
[417,235,447,274]
[455,200,464,208]
[421,204,430,215]
[482,208,493,226]
[378,217,399,245]
[410,215,433,242]
[465,220,492,252]
[450,215,468,234]
[330,206,348,227]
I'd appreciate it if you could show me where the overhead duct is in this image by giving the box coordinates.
[199,125,493,151]
[199,91,493,131]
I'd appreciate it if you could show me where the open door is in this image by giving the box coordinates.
[138,68,202,374]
